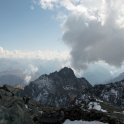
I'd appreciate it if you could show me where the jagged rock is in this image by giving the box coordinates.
[0,84,124,124]
[34,110,64,124]
[23,67,92,107]
[0,84,23,97]
[0,103,34,124]
[63,106,123,124]
[31,105,123,124]
[0,85,34,124]
[94,80,124,108]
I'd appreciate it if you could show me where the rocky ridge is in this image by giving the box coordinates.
[23,67,124,110]
[94,80,124,109]
[23,67,92,107]
[0,84,124,124]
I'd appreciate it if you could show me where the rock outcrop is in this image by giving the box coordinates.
[23,67,92,107]
[0,84,124,124]
[94,80,124,108]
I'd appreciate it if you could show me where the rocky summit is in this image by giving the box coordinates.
[23,67,92,107]
[23,67,124,109]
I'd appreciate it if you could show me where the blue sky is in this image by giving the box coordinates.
[0,0,66,51]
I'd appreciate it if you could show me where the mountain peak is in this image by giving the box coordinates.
[23,67,92,107]
[58,67,75,78]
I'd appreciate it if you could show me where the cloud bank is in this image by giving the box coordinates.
[0,58,70,85]
[0,47,69,61]
[39,0,124,71]
[0,47,70,85]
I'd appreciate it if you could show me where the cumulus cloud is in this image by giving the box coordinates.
[39,0,124,71]
[63,13,124,70]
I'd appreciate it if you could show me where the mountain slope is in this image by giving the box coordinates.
[0,85,123,124]
[23,67,92,107]
[94,80,124,108]
[23,67,124,109]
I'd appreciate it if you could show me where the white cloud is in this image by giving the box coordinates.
[39,0,107,22]
[0,47,70,84]
[24,64,38,75]
[30,64,39,73]
[25,75,32,84]
[23,64,39,84]
[37,0,124,84]
[0,47,70,61]
[40,0,58,9]
[0,57,70,85]
[39,0,124,69]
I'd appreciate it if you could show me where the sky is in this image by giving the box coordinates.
[0,0,66,51]
[1,0,124,84]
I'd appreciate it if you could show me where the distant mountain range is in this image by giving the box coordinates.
[109,72,124,83]
[0,74,25,86]
[0,69,26,87]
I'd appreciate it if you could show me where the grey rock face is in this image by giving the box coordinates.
[0,85,34,124]
[94,80,124,108]
[23,67,124,109]
[23,67,92,107]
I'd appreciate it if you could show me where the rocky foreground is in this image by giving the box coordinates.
[0,85,124,124]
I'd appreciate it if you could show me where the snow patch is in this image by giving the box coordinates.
[25,104,28,109]
[64,120,108,124]
[63,85,76,90]
[110,89,118,98]
[39,111,44,114]
[96,99,103,103]
[88,102,107,112]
